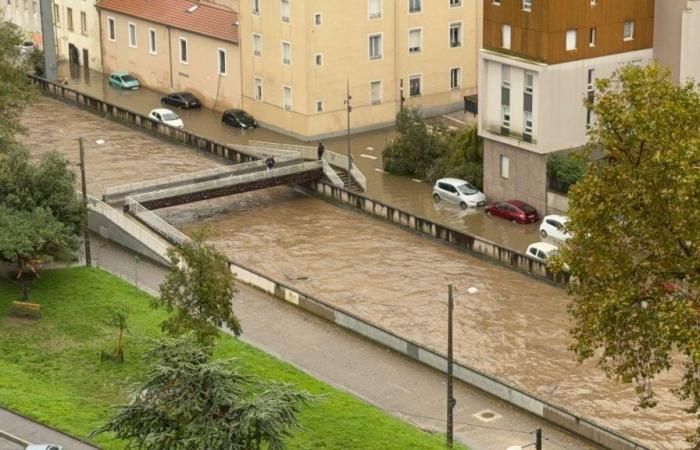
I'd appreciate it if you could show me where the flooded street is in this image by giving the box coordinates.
[57,64,540,251]
[19,96,695,448]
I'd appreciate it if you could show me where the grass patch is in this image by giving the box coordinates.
[0,267,461,449]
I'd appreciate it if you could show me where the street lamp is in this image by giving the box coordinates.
[77,137,105,267]
[446,284,478,448]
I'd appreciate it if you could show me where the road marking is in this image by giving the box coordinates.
[391,383,411,394]
[360,154,377,160]
[442,114,467,125]
[412,178,422,183]
[366,146,374,151]
[374,168,385,173]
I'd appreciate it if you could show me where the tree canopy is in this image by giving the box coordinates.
[561,63,700,446]
[155,232,241,346]
[94,337,314,450]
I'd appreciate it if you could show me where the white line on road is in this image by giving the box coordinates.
[374,168,385,173]
[412,179,422,183]
[360,154,377,160]
[391,383,411,394]
[442,114,467,126]
[366,146,375,151]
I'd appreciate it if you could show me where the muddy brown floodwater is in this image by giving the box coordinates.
[161,188,694,449]
[19,96,695,448]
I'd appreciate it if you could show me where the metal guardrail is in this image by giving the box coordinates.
[125,197,190,246]
[130,161,323,205]
[322,160,344,188]
[350,165,368,191]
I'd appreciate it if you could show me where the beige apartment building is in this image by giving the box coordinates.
[239,0,479,140]
[97,0,242,110]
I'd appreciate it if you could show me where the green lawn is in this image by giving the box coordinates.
[0,267,461,449]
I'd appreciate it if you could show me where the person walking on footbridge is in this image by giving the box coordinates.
[265,156,275,173]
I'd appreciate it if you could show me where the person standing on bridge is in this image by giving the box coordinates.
[265,156,275,173]
[317,142,325,160]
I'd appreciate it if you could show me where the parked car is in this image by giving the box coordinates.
[222,109,257,129]
[108,71,140,90]
[485,200,539,224]
[161,92,201,109]
[26,445,63,450]
[432,178,486,209]
[525,242,560,264]
[149,108,184,128]
[18,41,35,54]
[540,214,571,242]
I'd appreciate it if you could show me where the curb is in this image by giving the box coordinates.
[0,406,100,449]
[0,429,30,447]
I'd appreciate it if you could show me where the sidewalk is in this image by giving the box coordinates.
[0,408,97,450]
[89,234,601,450]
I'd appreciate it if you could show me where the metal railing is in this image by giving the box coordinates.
[131,161,323,205]
[125,197,190,246]
[350,165,368,191]
[322,160,344,188]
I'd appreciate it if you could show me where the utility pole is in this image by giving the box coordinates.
[447,284,455,448]
[345,79,353,173]
[535,428,542,450]
[78,138,91,267]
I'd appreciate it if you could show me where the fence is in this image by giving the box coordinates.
[322,160,344,188]
[125,197,190,246]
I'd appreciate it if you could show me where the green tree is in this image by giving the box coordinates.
[547,153,587,194]
[0,20,36,150]
[94,337,315,450]
[382,107,449,179]
[102,306,129,363]
[155,232,241,346]
[560,63,700,446]
[430,125,484,189]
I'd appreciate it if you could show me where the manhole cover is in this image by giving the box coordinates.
[473,409,502,423]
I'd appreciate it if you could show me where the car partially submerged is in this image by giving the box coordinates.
[108,71,140,90]
[149,108,184,129]
[432,178,486,209]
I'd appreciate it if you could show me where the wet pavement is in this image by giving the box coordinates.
[55,63,541,252]
[19,96,696,449]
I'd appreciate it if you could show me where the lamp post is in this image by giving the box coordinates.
[446,285,478,448]
[78,137,91,267]
[345,79,353,173]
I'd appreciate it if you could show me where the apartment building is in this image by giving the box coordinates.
[478,0,655,213]
[654,0,700,84]
[97,0,241,110]
[239,0,479,140]
[3,0,42,45]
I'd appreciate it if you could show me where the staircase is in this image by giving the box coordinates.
[332,167,362,191]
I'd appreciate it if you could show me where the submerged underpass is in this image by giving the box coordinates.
[20,96,695,449]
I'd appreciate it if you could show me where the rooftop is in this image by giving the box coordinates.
[97,0,238,44]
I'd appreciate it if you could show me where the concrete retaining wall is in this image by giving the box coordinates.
[226,256,649,450]
[303,180,570,286]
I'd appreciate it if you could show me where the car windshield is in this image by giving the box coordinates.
[182,94,196,101]
[162,112,179,121]
[457,183,477,195]
[521,205,536,214]
[237,112,253,120]
[121,75,136,82]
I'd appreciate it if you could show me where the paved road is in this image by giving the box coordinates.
[0,408,97,450]
[90,234,601,450]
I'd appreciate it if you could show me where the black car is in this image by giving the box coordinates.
[222,109,257,129]
[161,92,201,109]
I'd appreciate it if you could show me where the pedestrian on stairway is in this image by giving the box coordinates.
[317,142,325,160]
[265,156,275,172]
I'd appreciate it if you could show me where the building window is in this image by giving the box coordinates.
[368,0,382,19]
[524,71,534,94]
[522,0,531,11]
[524,111,533,140]
[128,22,136,48]
[408,28,421,53]
[281,41,291,64]
[623,21,634,41]
[316,100,324,112]
[492,0,501,4]
[314,12,322,25]
[502,105,511,131]
[370,80,382,104]
[566,29,577,51]
[107,17,115,41]
[369,33,382,59]
[253,33,262,56]
[501,65,510,132]
[450,0,462,6]
[501,65,510,88]
[149,28,157,54]
[179,37,188,63]
[283,85,292,110]
[66,7,73,31]
[449,22,462,48]
[315,53,323,66]
[254,77,263,100]
[80,11,87,34]
[450,67,461,90]
[502,24,511,49]
[500,155,510,179]
[409,74,421,97]
[252,0,260,15]
[281,0,290,22]
[409,0,421,13]
[53,4,59,24]
[524,72,534,140]
[218,48,227,75]
[589,27,596,47]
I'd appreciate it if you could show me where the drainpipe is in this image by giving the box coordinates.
[39,0,57,80]
[97,8,105,73]
[167,26,174,90]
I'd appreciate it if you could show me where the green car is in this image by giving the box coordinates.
[108,72,140,90]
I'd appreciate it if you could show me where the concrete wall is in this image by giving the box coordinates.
[654,0,700,83]
[53,0,102,70]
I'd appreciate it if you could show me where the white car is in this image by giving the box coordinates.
[149,108,184,129]
[432,178,486,209]
[539,215,571,242]
[525,242,560,264]
[26,445,63,450]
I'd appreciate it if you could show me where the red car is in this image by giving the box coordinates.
[485,200,539,224]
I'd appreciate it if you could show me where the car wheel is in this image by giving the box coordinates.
[433,194,440,203]
[540,229,547,238]
[460,202,468,210]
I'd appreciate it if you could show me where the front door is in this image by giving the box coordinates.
[82,49,89,69]
[68,44,79,65]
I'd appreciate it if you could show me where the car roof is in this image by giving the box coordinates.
[26,445,62,450]
[111,71,130,76]
[436,178,470,185]
[224,109,245,114]
[150,108,174,114]
[527,242,559,253]
[507,200,531,208]
[543,214,569,223]
[172,92,195,97]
